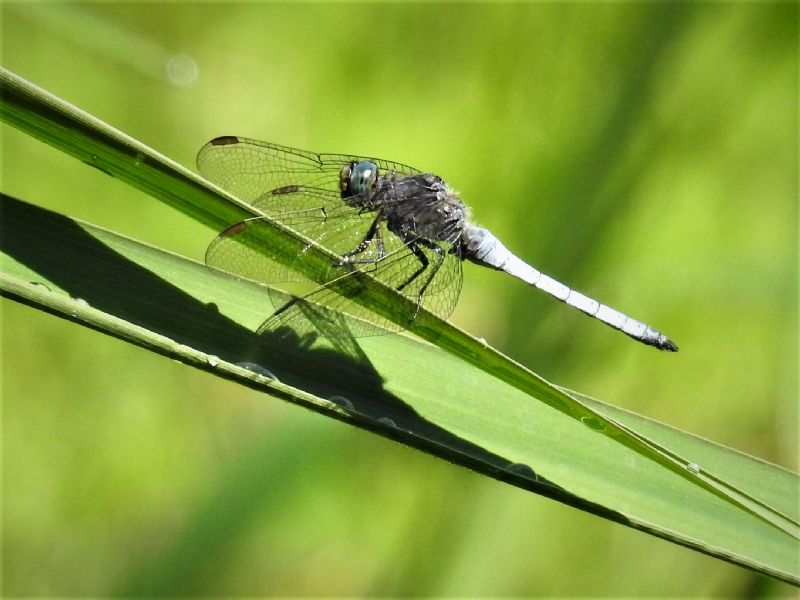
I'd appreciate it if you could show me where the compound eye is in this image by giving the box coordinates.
[339,162,354,194]
[348,161,379,196]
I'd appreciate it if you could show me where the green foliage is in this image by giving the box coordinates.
[2,3,797,596]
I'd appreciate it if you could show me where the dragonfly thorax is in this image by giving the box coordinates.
[378,173,468,246]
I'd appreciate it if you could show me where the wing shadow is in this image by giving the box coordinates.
[1,193,631,523]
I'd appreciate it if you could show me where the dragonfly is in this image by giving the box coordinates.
[197,137,677,351]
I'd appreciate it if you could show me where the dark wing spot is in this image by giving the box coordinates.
[271,185,300,195]
[210,136,240,146]
[220,221,247,237]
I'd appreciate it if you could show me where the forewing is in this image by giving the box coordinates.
[197,136,421,206]
[205,186,379,284]
[198,137,460,340]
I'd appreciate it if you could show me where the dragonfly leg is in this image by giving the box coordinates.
[341,213,385,265]
[397,238,446,314]
[396,241,428,292]
[413,240,445,300]
[397,238,444,298]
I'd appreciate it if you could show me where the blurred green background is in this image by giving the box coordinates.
[2,2,797,596]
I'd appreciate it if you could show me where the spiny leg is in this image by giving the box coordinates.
[408,238,446,300]
[396,240,429,292]
[341,213,385,265]
[397,237,446,319]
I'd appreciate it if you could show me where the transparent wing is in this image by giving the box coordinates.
[207,202,463,338]
[199,137,461,339]
[205,185,378,283]
[258,233,463,338]
[197,136,421,205]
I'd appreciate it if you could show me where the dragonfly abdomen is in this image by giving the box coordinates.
[460,225,678,351]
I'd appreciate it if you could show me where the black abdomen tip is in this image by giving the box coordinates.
[657,337,679,352]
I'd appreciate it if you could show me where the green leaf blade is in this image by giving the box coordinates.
[2,192,797,584]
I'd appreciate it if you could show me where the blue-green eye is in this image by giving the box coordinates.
[340,160,378,197]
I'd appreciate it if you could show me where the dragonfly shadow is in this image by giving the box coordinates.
[1,193,634,523]
[0,193,504,463]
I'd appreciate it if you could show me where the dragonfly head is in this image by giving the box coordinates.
[340,160,379,199]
